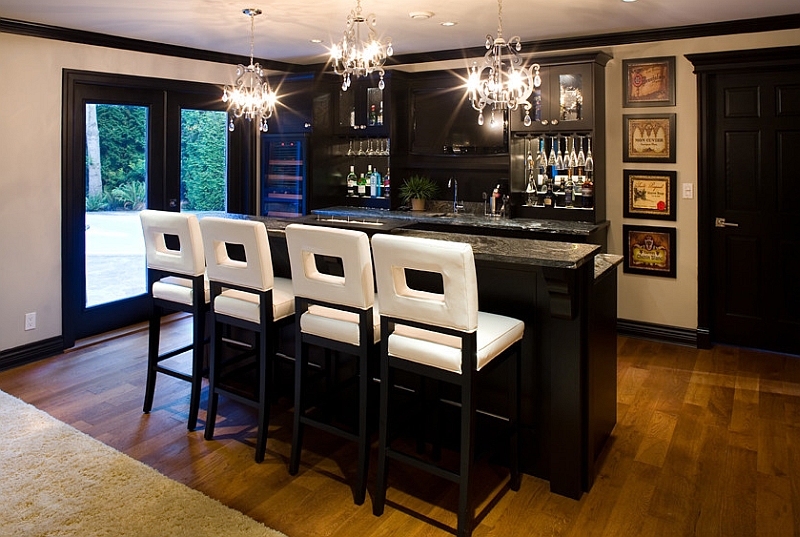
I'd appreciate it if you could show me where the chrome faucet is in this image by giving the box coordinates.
[448,177,464,213]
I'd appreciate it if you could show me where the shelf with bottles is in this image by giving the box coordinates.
[510,132,604,222]
[343,163,392,209]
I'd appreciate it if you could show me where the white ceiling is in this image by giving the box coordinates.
[1,0,798,65]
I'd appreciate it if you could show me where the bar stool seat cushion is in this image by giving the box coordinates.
[212,277,294,324]
[389,312,524,374]
[152,275,211,306]
[301,297,380,346]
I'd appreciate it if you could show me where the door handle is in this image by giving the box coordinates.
[715,217,739,228]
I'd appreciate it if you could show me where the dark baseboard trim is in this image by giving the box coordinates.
[617,319,699,348]
[0,337,65,372]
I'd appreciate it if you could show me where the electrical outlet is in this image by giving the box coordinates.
[24,312,36,331]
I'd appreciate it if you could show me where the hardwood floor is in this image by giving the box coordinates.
[2,316,799,536]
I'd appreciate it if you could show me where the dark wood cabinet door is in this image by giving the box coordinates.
[710,70,800,354]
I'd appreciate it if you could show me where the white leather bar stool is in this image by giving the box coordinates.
[139,209,209,431]
[284,223,379,505]
[370,233,524,537]
[199,217,295,463]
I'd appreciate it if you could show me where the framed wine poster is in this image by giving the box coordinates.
[623,225,676,278]
[623,170,677,220]
[623,56,676,107]
[623,114,676,163]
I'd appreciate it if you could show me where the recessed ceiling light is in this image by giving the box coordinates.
[310,38,322,44]
[622,0,637,3]
[409,11,434,20]
[441,21,457,27]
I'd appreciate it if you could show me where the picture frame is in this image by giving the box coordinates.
[623,113,676,163]
[623,56,676,107]
[623,225,676,278]
[623,170,677,220]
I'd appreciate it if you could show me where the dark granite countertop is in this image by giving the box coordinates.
[224,212,617,274]
[311,206,609,237]
[390,228,600,270]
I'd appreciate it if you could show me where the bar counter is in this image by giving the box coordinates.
[231,212,621,500]
[311,206,610,249]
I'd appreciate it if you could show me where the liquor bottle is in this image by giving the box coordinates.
[582,171,594,209]
[346,165,357,197]
[564,168,575,208]
[543,178,556,208]
[377,101,384,126]
[357,173,367,197]
[368,104,377,126]
[367,165,375,197]
[383,168,390,199]
[372,167,382,198]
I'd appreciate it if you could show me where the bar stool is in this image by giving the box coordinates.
[370,233,524,537]
[284,223,379,505]
[199,217,294,463]
[139,209,209,431]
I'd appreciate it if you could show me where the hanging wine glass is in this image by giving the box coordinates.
[347,139,354,156]
[357,139,365,156]
[548,136,556,167]
[569,135,578,169]
[555,136,564,170]
[585,136,594,172]
[577,136,586,168]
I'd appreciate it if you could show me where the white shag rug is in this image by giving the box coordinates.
[0,389,287,537]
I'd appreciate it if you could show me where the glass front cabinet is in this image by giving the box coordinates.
[509,52,610,223]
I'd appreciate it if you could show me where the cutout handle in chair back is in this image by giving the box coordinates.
[139,209,205,277]
[199,217,274,292]
[371,234,478,332]
[286,224,374,310]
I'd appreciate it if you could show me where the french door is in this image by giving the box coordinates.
[63,70,249,348]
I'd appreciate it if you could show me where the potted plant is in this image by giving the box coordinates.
[398,175,438,211]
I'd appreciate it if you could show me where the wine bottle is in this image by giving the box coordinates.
[543,179,556,208]
[564,168,574,208]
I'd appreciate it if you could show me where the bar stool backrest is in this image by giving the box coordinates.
[140,209,205,277]
[199,217,274,292]
[285,223,374,310]
[371,234,478,333]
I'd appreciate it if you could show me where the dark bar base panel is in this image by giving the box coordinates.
[617,319,700,348]
[0,337,65,372]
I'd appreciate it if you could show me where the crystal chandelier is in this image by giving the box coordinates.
[222,8,277,132]
[467,0,541,126]
[331,0,393,91]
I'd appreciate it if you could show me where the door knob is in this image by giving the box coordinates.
[715,217,739,228]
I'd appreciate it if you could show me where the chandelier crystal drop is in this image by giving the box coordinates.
[222,8,277,132]
[466,0,541,126]
[331,0,393,91]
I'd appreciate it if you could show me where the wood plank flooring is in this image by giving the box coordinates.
[1,316,799,536]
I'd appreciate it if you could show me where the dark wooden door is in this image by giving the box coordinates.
[708,67,800,355]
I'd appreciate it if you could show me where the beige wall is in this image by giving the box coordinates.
[0,33,231,352]
[603,29,800,329]
[1,28,799,353]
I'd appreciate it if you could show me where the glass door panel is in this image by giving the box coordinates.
[180,109,228,214]
[84,103,148,308]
